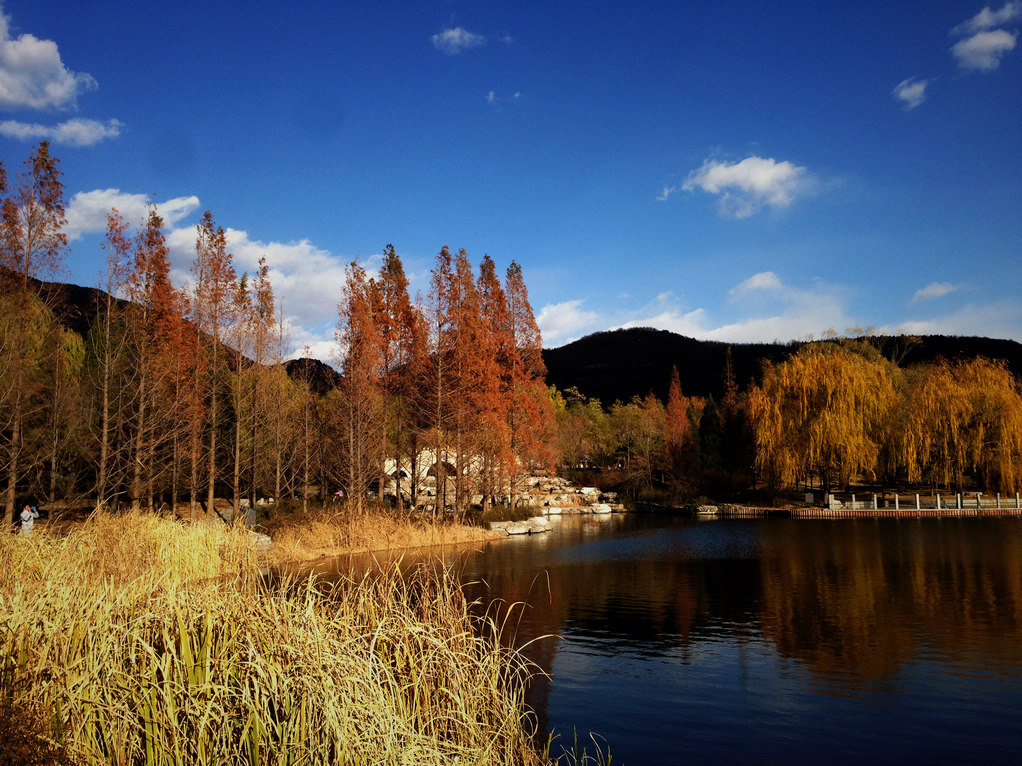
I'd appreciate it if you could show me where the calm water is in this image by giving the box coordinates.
[337,514,1022,764]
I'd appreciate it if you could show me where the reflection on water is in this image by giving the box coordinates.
[323,515,1022,765]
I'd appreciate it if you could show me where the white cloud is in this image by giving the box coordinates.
[486,90,496,104]
[952,28,1018,70]
[731,271,783,293]
[898,299,1022,340]
[909,281,959,305]
[537,299,601,346]
[893,77,930,109]
[656,185,676,202]
[0,117,121,146]
[953,2,1022,35]
[617,273,853,344]
[65,189,201,240]
[431,27,485,55]
[0,9,97,110]
[681,156,812,218]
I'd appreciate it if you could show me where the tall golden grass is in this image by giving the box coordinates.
[261,503,501,565]
[0,512,547,765]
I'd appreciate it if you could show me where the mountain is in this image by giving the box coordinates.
[541,327,1022,405]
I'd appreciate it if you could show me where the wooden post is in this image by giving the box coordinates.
[997,492,1001,509]
[957,493,962,510]
[936,493,941,510]
[915,493,920,510]
[895,494,900,511]
[851,493,856,510]
[976,492,981,510]
[872,494,878,510]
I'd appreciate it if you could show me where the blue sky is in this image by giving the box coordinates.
[1,1,1020,359]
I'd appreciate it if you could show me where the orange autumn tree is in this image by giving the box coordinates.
[124,206,191,511]
[422,245,457,510]
[663,365,697,497]
[372,244,422,510]
[504,260,554,506]
[475,254,514,512]
[335,261,385,512]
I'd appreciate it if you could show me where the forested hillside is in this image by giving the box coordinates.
[543,327,1022,405]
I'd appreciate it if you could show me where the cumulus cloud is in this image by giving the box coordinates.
[953,2,1022,35]
[65,189,201,241]
[0,117,121,146]
[431,27,485,55]
[731,271,783,293]
[616,273,853,344]
[909,281,959,305]
[536,299,601,347]
[893,77,930,109]
[681,156,812,218]
[952,28,1018,69]
[0,9,97,110]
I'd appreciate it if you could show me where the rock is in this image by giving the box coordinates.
[249,531,273,554]
[505,523,530,535]
[546,506,563,515]
[591,504,613,514]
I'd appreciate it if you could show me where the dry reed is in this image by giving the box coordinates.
[262,504,502,565]
[0,512,547,765]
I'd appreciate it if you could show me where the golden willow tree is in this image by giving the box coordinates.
[897,357,1022,493]
[747,342,898,493]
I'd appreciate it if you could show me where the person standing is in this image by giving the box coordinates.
[20,504,39,535]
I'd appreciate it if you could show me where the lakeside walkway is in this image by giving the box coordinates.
[716,492,1022,519]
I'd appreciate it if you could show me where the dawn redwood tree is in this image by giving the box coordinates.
[664,365,695,498]
[92,210,132,508]
[449,249,486,511]
[335,261,385,513]
[190,211,237,517]
[476,255,513,511]
[504,260,554,505]
[0,142,68,528]
[248,257,275,507]
[423,245,457,511]
[124,207,190,510]
[373,244,420,510]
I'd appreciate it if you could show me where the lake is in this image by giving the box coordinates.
[333,513,1022,764]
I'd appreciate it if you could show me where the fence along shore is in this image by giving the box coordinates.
[710,492,1022,519]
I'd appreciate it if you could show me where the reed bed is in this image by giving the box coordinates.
[0,512,546,765]
[262,504,501,565]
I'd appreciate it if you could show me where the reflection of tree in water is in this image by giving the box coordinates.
[757,519,1022,687]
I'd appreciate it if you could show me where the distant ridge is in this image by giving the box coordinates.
[11,273,1022,404]
[541,327,1022,405]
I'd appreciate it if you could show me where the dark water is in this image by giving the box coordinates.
[336,514,1022,764]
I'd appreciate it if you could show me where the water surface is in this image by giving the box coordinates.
[336,514,1022,764]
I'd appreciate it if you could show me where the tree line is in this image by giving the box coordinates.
[0,143,552,528]
[551,337,1022,503]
